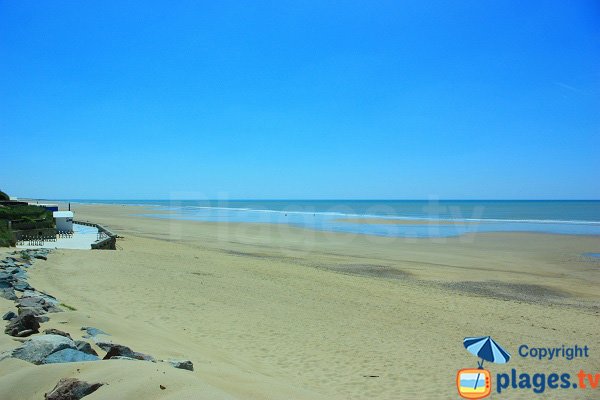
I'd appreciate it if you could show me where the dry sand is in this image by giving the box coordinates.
[1,203,599,399]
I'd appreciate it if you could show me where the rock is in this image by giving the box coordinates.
[17,295,61,314]
[2,260,16,268]
[44,378,103,400]
[74,341,98,356]
[0,281,12,289]
[0,288,17,301]
[34,255,48,260]
[43,348,99,364]
[80,326,108,338]
[2,310,16,320]
[16,329,36,337]
[44,329,72,339]
[95,341,118,352]
[97,342,154,361]
[99,343,134,359]
[12,334,75,365]
[37,315,50,323]
[167,359,194,371]
[6,267,27,279]
[12,280,33,292]
[23,290,60,306]
[5,310,40,337]
[0,351,11,362]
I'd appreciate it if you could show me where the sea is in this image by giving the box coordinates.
[64,200,600,238]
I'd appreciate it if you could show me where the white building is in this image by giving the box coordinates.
[53,211,74,232]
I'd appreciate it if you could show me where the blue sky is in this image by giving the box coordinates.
[1,1,599,199]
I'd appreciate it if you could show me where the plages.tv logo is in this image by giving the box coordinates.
[457,336,511,399]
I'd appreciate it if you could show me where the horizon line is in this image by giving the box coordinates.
[23,198,600,202]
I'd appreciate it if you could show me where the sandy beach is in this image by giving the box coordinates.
[1,203,599,399]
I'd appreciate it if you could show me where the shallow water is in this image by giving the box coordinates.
[68,200,600,238]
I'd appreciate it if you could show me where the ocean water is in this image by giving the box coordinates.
[66,200,600,238]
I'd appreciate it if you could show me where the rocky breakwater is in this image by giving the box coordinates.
[0,249,194,400]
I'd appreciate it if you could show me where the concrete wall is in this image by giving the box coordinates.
[91,236,116,250]
[74,220,117,250]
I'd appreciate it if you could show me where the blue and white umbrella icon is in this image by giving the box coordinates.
[463,336,511,390]
[464,336,511,366]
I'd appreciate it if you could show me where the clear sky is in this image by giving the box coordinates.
[1,1,599,200]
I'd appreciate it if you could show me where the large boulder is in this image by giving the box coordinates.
[43,349,99,364]
[44,378,103,400]
[5,310,40,336]
[12,335,75,365]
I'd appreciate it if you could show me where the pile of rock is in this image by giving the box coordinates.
[0,248,194,400]
[11,334,99,364]
[1,249,60,338]
[0,249,51,299]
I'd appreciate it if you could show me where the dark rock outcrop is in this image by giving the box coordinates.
[5,310,40,337]
[12,280,33,292]
[44,378,103,400]
[17,295,61,315]
[74,340,98,356]
[167,359,194,371]
[2,310,16,321]
[97,342,154,361]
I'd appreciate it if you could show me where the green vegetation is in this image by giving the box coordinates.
[0,205,54,230]
[0,190,55,247]
[0,221,15,247]
[60,302,77,311]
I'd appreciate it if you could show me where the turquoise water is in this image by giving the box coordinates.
[65,200,600,238]
[583,253,600,259]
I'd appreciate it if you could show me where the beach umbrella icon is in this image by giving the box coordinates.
[464,336,511,366]
[463,336,511,391]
